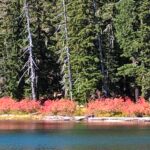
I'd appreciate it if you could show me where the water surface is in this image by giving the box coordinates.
[0,120,150,150]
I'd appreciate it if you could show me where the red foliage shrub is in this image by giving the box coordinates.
[119,97,150,116]
[86,97,125,116]
[0,97,16,113]
[0,97,40,114]
[0,97,76,115]
[16,99,41,113]
[41,99,76,116]
[86,97,150,117]
[1,96,150,117]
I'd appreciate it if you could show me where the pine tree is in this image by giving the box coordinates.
[55,0,73,99]
[0,0,25,99]
[0,0,60,99]
[67,0,101,102]
[115,0,150,99]
[31,0,60,98]
[93,0,121,96]
[0,0,9,96]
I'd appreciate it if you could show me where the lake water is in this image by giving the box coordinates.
[0,120,150,150]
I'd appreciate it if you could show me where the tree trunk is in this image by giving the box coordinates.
[24,0,36,100]
[92,0,109,96]
[62,0,73,100]
[135,86,139,101]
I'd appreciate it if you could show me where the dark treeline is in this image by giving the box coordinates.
[0,0,150,102]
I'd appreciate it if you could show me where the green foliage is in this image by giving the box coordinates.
[115,0,150,97]
[28,0,60,98]
[94,1,121,95]
[67,0,102,102]
[0,0,149,101]
[0,0,25,99]
[0,0,60,99]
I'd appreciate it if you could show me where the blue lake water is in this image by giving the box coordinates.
[0,120,150,150]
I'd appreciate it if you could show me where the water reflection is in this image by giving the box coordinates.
[1,120,150,130]
[0,120,150,150]
[0,120,75,130]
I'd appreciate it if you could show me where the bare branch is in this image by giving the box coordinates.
[18,69,28,84]
[23,0,37,100]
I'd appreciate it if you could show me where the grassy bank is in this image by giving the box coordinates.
[0,114,43,120]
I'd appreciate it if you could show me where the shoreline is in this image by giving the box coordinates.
[0,114,150,123]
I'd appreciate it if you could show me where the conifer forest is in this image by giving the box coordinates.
[0,0,150,103]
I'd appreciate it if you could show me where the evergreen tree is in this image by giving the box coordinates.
[27,0,60,98]
[67,0,101,102]
[0,0,9,96]
[0,0,60,99]
[115,0,150,99]
[0,0,25,99]
[93,0,121,96]
[55,0,73,99]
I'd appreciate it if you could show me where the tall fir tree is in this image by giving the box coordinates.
[0,0,26,99]
[27,0,60,98]
[0,0,9,96]
[115,0,150,100]
[55,0,73,99]
[93,0,121,96]
[67,0,101,102]
[0,0,60,99]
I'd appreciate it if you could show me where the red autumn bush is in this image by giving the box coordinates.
[16,99,41,113]
[0,97,40,114]
[86,97,150,117]
[1,96,150,117]
[41,99,76,116]
[0,97,76,115]
[86,97,125,116]
[122,97,148,116]
[0,97,16,113]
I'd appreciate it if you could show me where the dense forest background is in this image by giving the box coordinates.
[0,0,149,102]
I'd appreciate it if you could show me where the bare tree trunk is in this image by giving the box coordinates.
[135,86,139,101]
[24,0,36,100]
[93,0,109,96]
[98,35,110,96]
[62,0,73,100]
